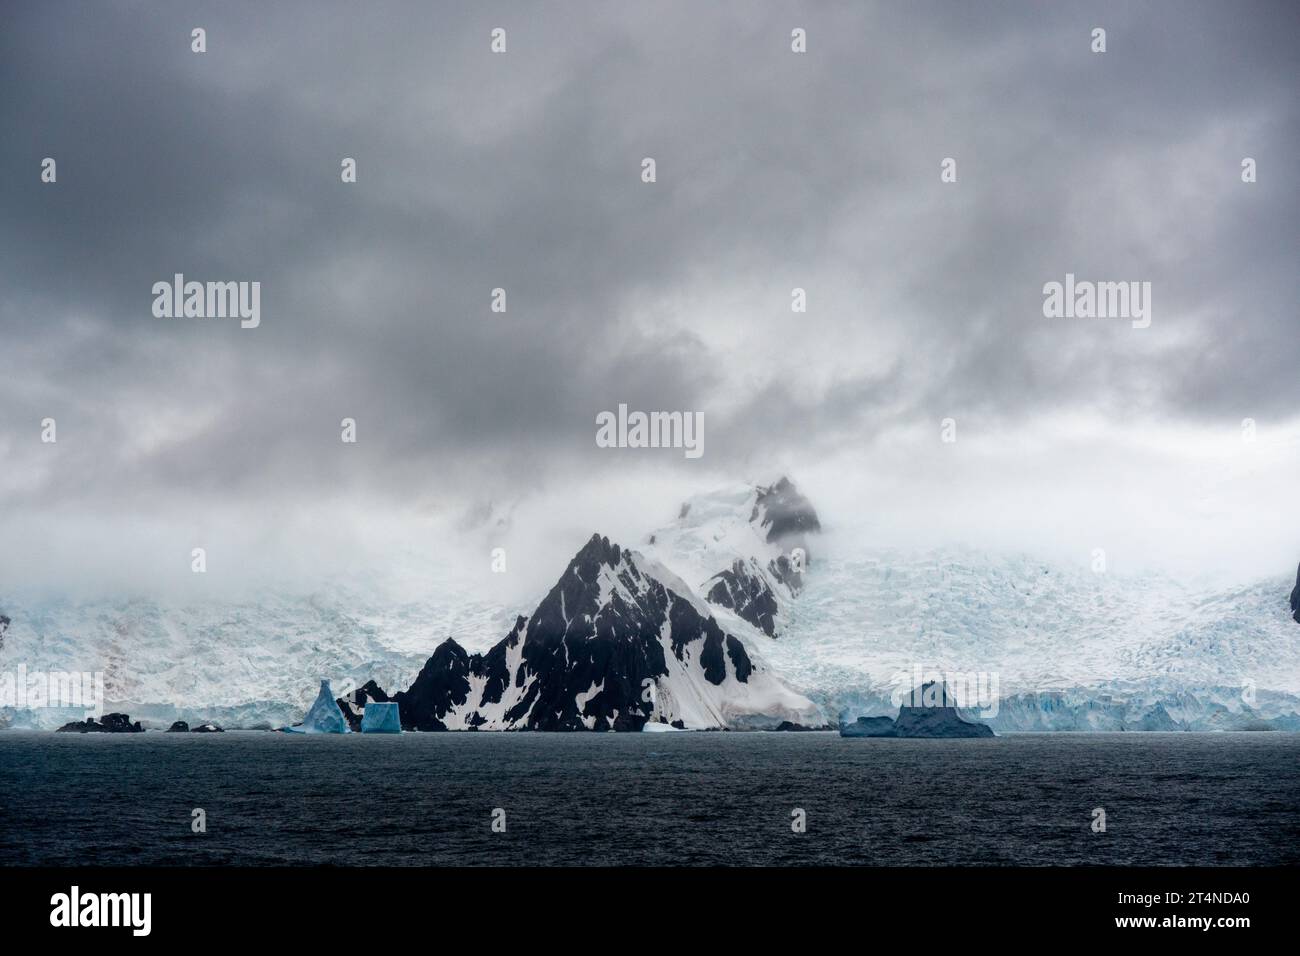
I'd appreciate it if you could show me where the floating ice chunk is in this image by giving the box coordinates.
[360,702,401,733]
[285,680,350,734]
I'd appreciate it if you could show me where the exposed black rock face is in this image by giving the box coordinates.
[751,476,821,544]
[705,560,780,636]
[354,680,390,703]
[0,613,8,651]
[699,478,822,637]
[474,621,524,716]
[726,634,753,681]
[338,679,391,731]
[394,640,476,731]
[165,719,223,732]
[506,534,731,731]
[840,683,995,738]
[1290,563,1300,624]
[393,533,759,731]
[56,713,144,733]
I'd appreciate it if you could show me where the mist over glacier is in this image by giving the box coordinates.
[3,472,1298,731]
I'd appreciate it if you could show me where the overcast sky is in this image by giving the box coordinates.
[1,0,1297,597]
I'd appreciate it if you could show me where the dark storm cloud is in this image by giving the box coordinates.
[1,0,1297,515]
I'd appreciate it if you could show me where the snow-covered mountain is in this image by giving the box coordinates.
[3,476,1299,732]
[642,477,819,638]
[387,533,820,730]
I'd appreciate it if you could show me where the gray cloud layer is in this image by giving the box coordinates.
[1,1,1297,580]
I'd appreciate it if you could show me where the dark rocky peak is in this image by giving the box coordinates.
[526,533,659,646]
[574,531,627,565]
[388,529,766,731]
[393,639,473,731]
[751,476,821,544]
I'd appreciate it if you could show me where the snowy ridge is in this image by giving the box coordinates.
[390,534,822,731]
[642,477,819,638]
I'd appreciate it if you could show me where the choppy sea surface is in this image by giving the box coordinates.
[2,731,1297,866]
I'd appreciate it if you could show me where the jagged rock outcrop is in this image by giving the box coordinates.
[56,713,144,733]
[840,682,995,738]
[706,559,780,636]
[390,533,819,731]
[166,719,223,733]
[655,477,821,638]
[0,613,9,651]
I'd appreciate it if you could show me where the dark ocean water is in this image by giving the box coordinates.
[2,731,1297,866]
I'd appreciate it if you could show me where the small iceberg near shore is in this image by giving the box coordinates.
[282,680,351,734]
[642,721,687,733]
[360,701,401,733]
[840,682,995,738]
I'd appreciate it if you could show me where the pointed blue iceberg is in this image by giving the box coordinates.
[360,701,401,733]
[284,679,351,733]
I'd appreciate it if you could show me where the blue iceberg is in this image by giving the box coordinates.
[284,679,351,734]
[360,702,401,733]
[839,682,994,738]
